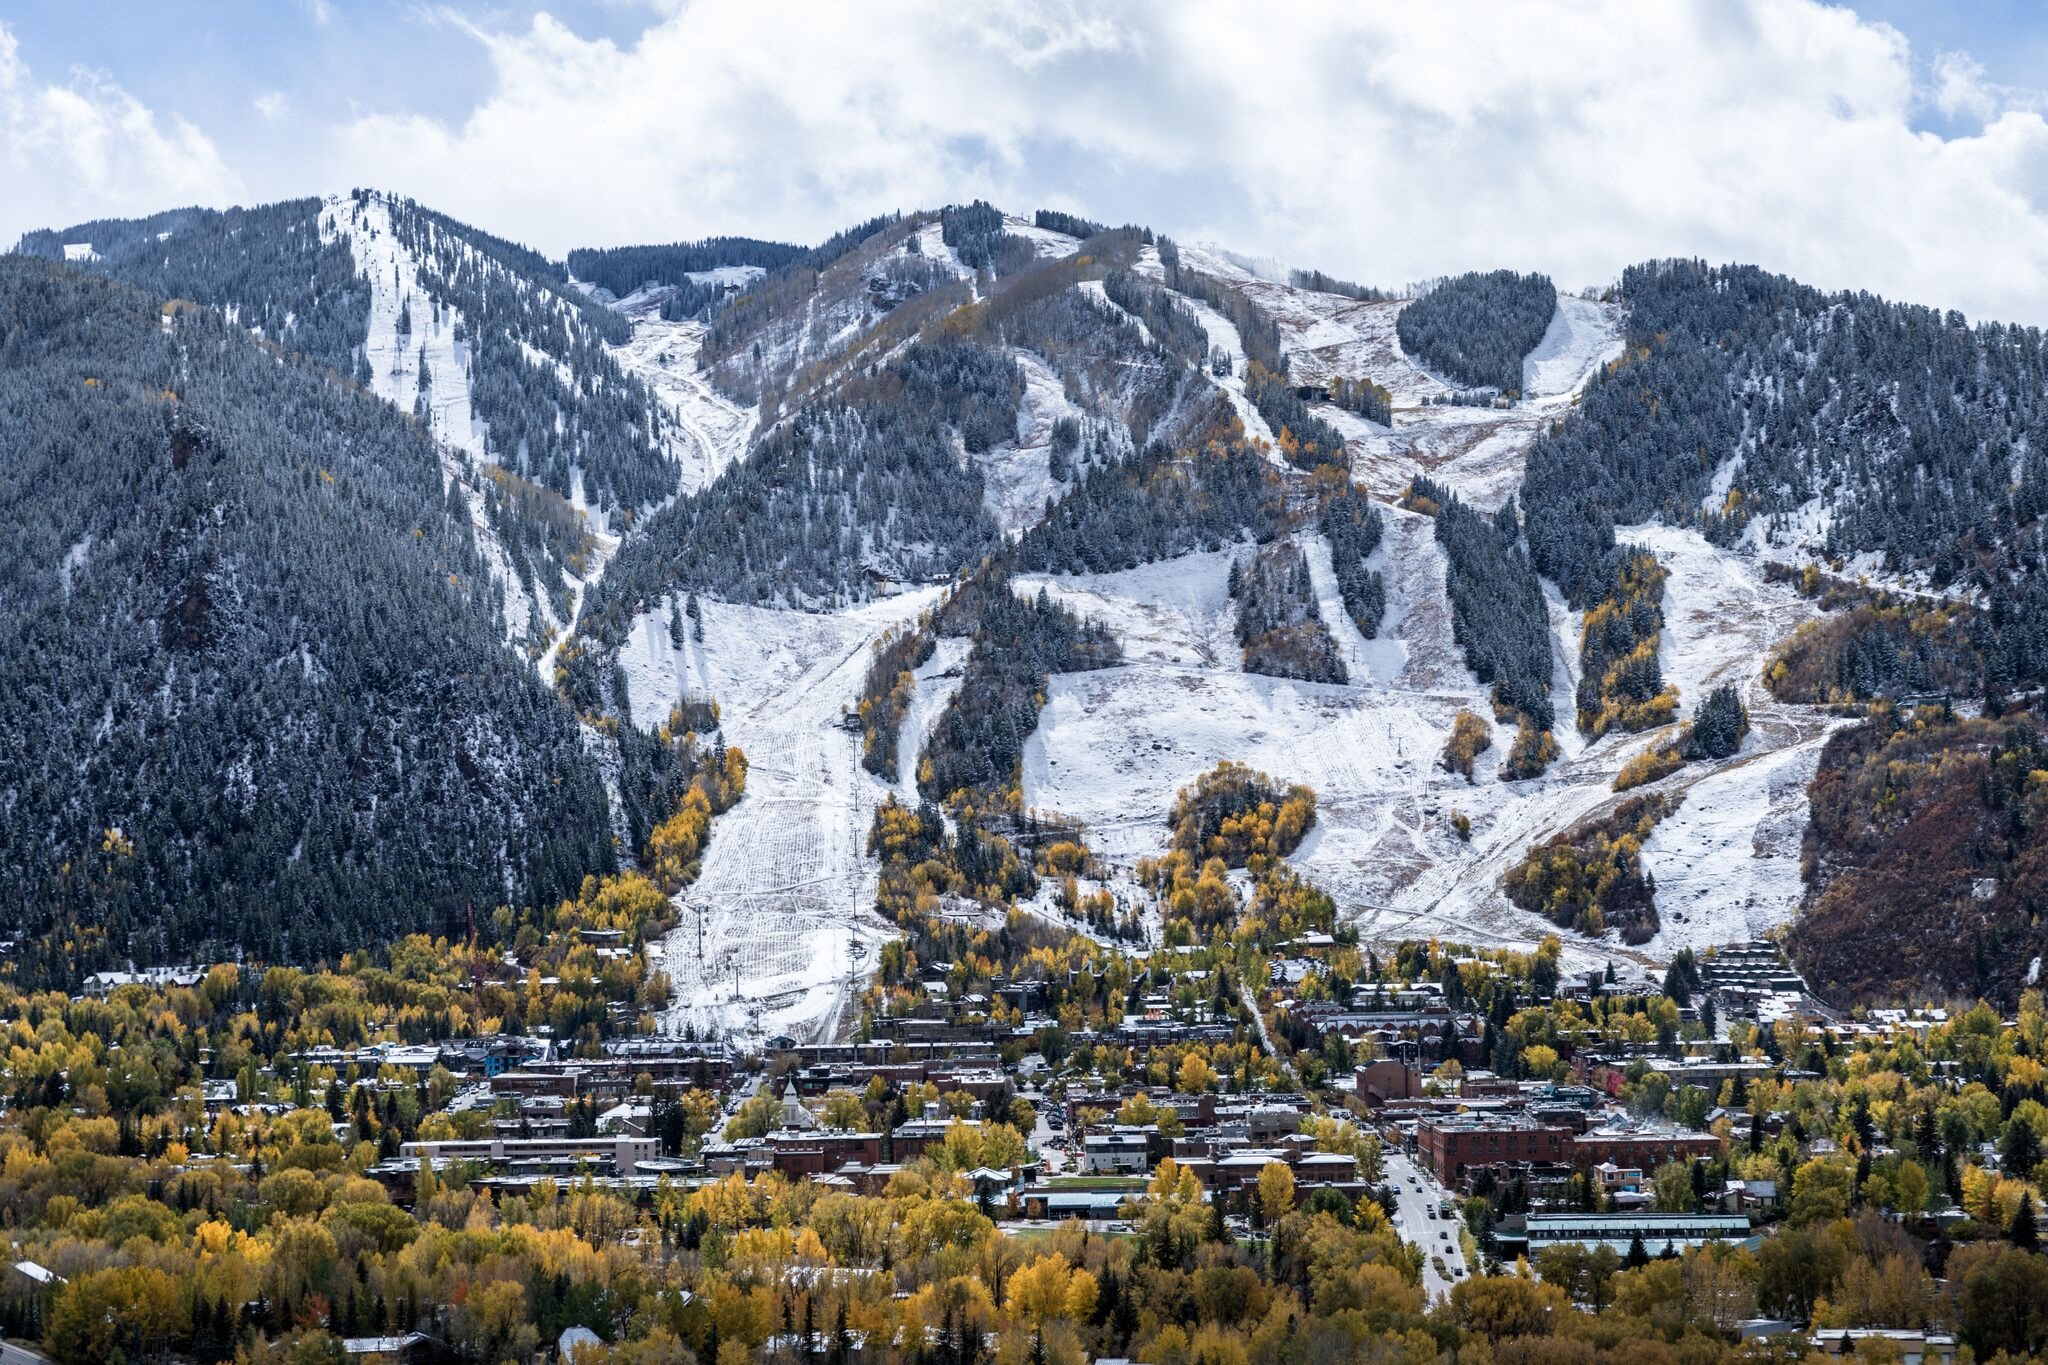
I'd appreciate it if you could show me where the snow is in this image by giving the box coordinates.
[1078,278,1153,347]
[615,235,1845,1026]
[1004,215,1083,260]
[1523,296,1626,399]
[322,191,649,658]
[618,587,948,1047]
[896,638,970,805]
[58,534,92,595]
[1625,524,1817,707]
[326,194,486,464]
[1615,522,1839,952]
[686,265,767,289]
[324,193,560,645]
[606,297,757,495]
[975,351,1083,536]
[1161,283,1284,461]
[912,222,973,280]
[1009,503,1842,976]
[1639,736,1833,954]
[1143,242,1623,512]
[61,243,96,262]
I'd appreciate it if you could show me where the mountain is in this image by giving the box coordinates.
[13,194,2048,1011]
[0,255,612,978]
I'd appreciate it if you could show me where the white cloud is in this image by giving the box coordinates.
[306,0,2048,325]
[0,22,241,245]
[12,2,2048,326]
[1932,49,2002,124]
[300,0,332,27]
[253,90,288,122]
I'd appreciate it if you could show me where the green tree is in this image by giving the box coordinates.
[1651,1161,1696,1213]
[48,1266,187,1365]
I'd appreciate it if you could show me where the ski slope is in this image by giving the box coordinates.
[620,589,945,1047]
[607,296,757,495]
[623,234,1840,1029]
[1019,524,1830,974]
[1011,261,1825,976]
[323,193,553,643]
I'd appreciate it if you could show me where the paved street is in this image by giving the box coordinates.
[1382,1148,1470,1300]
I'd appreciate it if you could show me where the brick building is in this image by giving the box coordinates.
[1417,1118,1571,1182]
[765,1130,886,1178]
[1571,1126,1723,1171]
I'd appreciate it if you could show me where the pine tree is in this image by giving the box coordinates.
[1686,685,1750,760]
[2012,1191,2040,1250]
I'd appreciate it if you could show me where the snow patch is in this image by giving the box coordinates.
[1522,296,1626,400]
[606,298,757,495]
[1004,215,1082,260]
[975,351,1084,537]
[619,588,947,1047]
[687,265,767,289]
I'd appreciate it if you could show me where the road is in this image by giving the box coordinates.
[1029,1099,1071,1175]
[1382,1148,1470,1300]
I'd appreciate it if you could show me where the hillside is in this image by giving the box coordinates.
[12,195,2048,1011]
[0,257,613,978]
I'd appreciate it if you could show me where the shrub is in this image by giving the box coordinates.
[1443,711,1493,781]
[1613,744,1685,792]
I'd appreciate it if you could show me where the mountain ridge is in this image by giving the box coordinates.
[10,190,2048,1014]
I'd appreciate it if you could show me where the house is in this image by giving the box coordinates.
[340,1333,435,1360]
[1592,1162,1644,1197]
[1809,1331,1956,1365]
[559,1325,604,1359]
[1081,1127,1154,1175]
[1718,1179,1780,1212]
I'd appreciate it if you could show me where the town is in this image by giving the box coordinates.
[29,913,2028,1365]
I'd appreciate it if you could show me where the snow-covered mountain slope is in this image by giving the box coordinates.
[328,194,484,458]
[574,230,1848,1026]
[322,194,552,642]
[618,589,945,1045]
[18,191,2048,1012]
[1014,519,1827,976]
[976,351,1089,537]
[606,294,757,495]
[1159,242,1624,510]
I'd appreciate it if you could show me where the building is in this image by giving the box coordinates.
[1017,1178,1149,1219]
[1354,1060,1425,1107]
[1417,1118,1571,1183]
[1081,1127,1153,1175]
[1505,1211,1754,1257]
[764,1129,885,1178]
[1572,1126,1723,1172]
[400,1136,661,1177]
[1809,1331,1956,1365]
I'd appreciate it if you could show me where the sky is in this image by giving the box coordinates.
[7,0,2048,323]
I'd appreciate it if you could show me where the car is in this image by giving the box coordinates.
[1439,1232,1449,1242]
